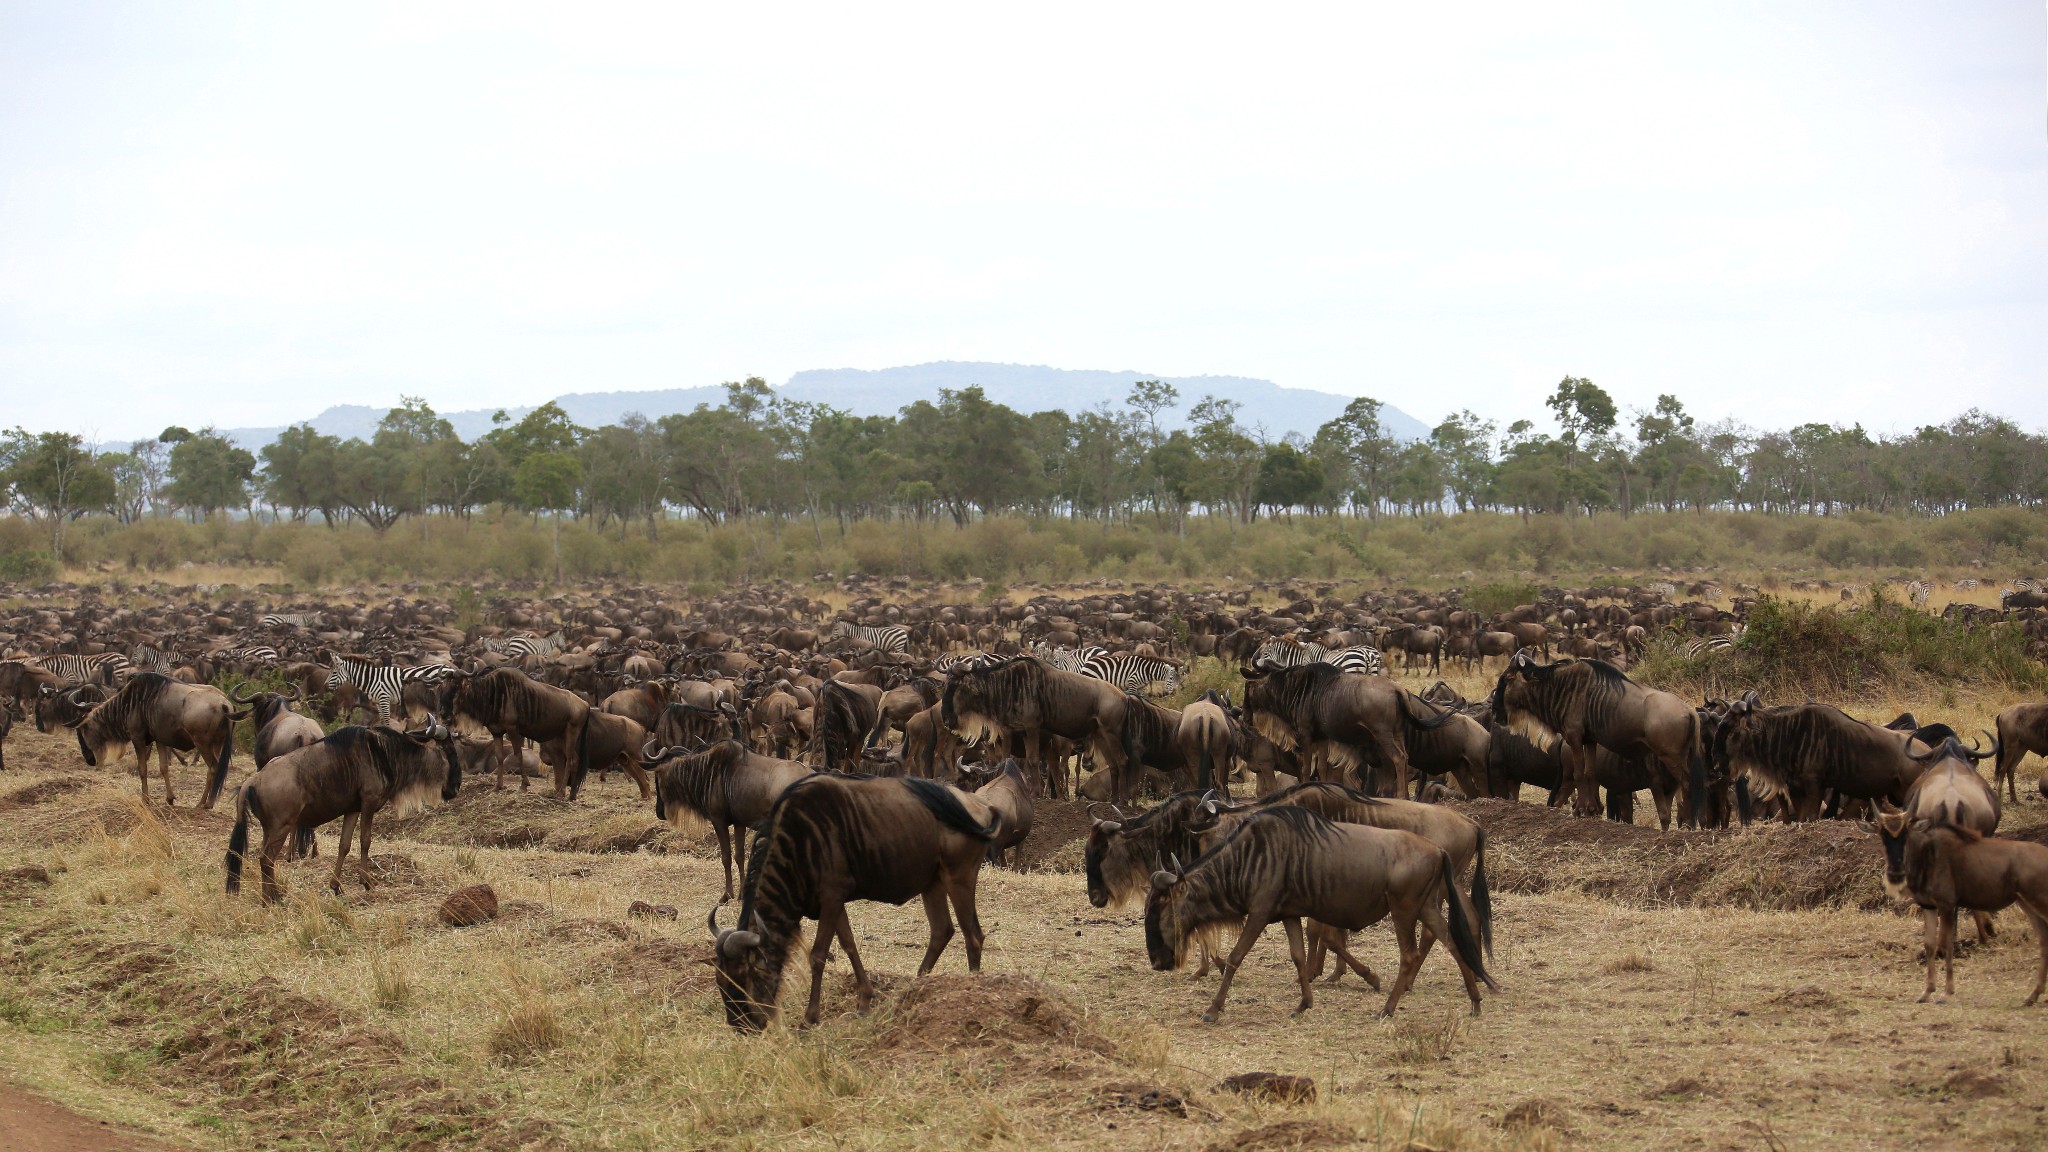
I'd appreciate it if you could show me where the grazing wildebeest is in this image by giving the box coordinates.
[1712,698,1941,823]
[813,678,882,772]
[446,668,592,798]
[868,676,942,748]
[653,698,744,755]
[1992,703,2048,802]
[1490,654,1704,827]
[1144,807,1494,1020]
[1486,723,1653,822]
[649,739,813,900]
[962,757,1036,865]
[1240,662,1454,798]
[709,773,998,1030]
[579,709,654,799]
[941,656,1129,799]
[1877,808,2048,1006]
[224,719,461,903]
[35,683,108,733]
[74,673,245,809]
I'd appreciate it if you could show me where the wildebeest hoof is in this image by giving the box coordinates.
[1200,1011,1220,1023]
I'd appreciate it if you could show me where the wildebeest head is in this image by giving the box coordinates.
[38,683,105,734]
[1141,854,1188,971]
[1083,793,1222,909]
[709,903,777,1032]
[938,663,1009,747]
[232,680,301,732]
[1875,803,1914,905]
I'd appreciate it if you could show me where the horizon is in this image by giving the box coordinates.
[3,3,2044,441]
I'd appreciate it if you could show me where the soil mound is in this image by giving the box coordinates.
[1015,798,1096,871]
[0,776,93,809]
[1204,1120,1360,1152]
[876,973,1115,1060]
[1458,798,1887,910]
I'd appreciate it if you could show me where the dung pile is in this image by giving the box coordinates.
[1461,798,1887,911]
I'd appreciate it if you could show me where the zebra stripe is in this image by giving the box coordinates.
[496,631,568,660]
[828,621,911,653]
[1683,636,1735,658]
[260,613,322,629]
[1031,643,1106,672]
[1904,580,1933,605]
[127,645,176,674]
[1078,653,1180,695]
[326,656,453,724]
[1251,640,1327,668]
[32,653,131,686]
[1324,645,1386,676]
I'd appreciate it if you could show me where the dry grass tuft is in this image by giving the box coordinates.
[488,981,565,1061]
[1391,1008,1463,1064]
[1602,949,1655,974]
[369,951,412,1011]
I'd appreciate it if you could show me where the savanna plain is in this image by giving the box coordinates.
[3,574,2048,1152]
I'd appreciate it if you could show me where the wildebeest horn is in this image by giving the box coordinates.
[230,681,259,704]
[282,683,302,702]
[1968,731,2000,762]
[1167,852,1184,876]
[708,904,722,937]
[1150,868,1178,891]
[1095,819,1124,834]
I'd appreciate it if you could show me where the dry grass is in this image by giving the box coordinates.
[4,710,2048,1151]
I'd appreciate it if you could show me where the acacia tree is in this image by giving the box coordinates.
[0,429,115,563]
[165,428,256,519]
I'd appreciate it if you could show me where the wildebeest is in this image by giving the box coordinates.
[580,709,654,799]
[1877,809,2048,1005]
[224,719,461,903]
[1712,698,1941,822]
[962,757,1036,865]
[446,668,592,798]
[1240,662,1453,798]
[233,683,326,769]
[710,773,998,1030]
[0,700,11,771]
[1490,654,1704,827]
[1175,691,1235,792]
[1901,734,2004,943]
[813,678,883,772]
[1992,703,2048,802]
[941,656,1129,799]
[35,683,108,733]
[649,739,813,900]
[1143,806,1494,1020]
[73,673,245,809]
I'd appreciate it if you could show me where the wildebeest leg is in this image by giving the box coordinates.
[1647,766,1674,830]
[831,911,874,1013]
[259,823,291,903]
[1566,739,1599,818]
[1282,917,1313,1017]
[1380,906,1426,1017]
[1316,926,1381,989]
[915,884,957,976]
[714,824,735,902]
[330,812,358,897]
[948,866,985,972]
[2018,900,2048,1007]
[1972,911,1996,943]
[802,901,846,1026]
[1204,909,1272,1022]
[622,756,652,801]
[1941,908,1958,998]
[1917,909,1943,1002]
[1418,901,1485,1014]
[356,812,375,893]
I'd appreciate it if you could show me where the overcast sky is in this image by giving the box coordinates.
[2,2,2042,443]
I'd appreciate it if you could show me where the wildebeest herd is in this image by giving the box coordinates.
[3,573,2047,1026]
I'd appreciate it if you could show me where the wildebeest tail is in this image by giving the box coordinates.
[902,776,998,839]
[1440,850,1496,992]
[204,717,235,809]
[1471,826,1493,959]
[570,712,593,800]
[224,786,256,894]
[1197,744,1214,792]
[1734,776,1753,825]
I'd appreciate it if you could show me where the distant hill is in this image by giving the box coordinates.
[220,362,1428,450]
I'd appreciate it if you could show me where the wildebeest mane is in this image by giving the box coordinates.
[900,776,999,839]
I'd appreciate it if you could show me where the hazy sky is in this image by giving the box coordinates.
[2,2,2042,442]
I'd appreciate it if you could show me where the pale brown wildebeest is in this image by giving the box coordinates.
[960,757,1036,865]
[1878,808,2048,1006]
[224,719,460,903]
[650,739,814,900]
[1490,654,1704,827]
[1992,703,2048,802]
[1175,691,1235,792]
[710,773,998,1030]
[1240,662,1454,799]
[942,656,1129,799]
[74,673,246,809]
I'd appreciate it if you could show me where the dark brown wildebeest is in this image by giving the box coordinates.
[224,719,460,903]
[813,678,881,772]
[1712,698,1940,823]
[1490,654,1704,827]
[868,676,942,749]
[961,757,1036,865]
[600,678,670,732]
[578,710,653,799]
[233,683,326,770]
[1240,662,1454,799]
[1119,693,1188,792]
[710,773,998,1030]
[1382,625,1445,675]
[1468,631,1520,672]
[74,673,245,809]
[1357,694,1490,800]
[0,700,11,771]
[1175,691,1234,792]
[1143,807,1494,1020]
[653,698,744,754]
[1877,809,2048,1005]
[941,656,1129,799]
[35,683,108,733]
[446,668,592,798]
[650,739,814,900]
[1901,734,2004,943]
[1992,703,2048,802]
[1486,723,1652,822]
[0,660,62,715]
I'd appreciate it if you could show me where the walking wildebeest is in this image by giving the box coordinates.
[74,673,245,809]
[1490,654,1705,827]
[1991,703,2048,802]
[1878,808,2048,1006]
[941,656,1130,799]
[1240,662,1454,798]
[224,718,461,903]
[709,773,998,1030]
[649,738,814,901]
[1144,807,1494,1020]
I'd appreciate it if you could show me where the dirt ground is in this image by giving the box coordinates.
[4,708,2048,1151]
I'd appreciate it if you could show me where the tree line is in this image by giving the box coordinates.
[4,375,2045,561]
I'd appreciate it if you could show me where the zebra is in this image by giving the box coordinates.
[827,621,911,654]
[1251,639,1327,668]
[1078,652,1180,695]
[1323,644,1386,676]
[1031,643,1106,672]
[1683,636,1735,658]
[1905,579,1934,606]
[325,655,458,725]
[497,631,568,660]
[211,645,282,669]
[1953,578,1980,592]
[32,652,131,687]
[127,644,176,675]
[933,651,1012,675]
[260,612,322,629]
